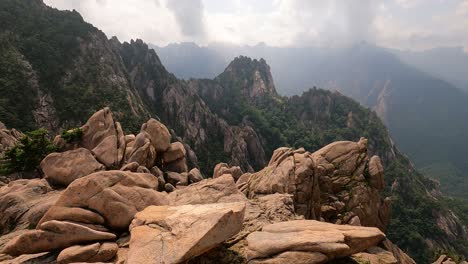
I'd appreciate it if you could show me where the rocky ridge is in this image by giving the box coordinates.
[0,108,417,264]
[115,39,267,173]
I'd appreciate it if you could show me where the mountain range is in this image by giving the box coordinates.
[152,42,468,201]
[0,0,467,262]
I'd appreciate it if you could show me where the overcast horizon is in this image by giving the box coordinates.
[44,0,468,52]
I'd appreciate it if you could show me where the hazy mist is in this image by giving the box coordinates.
[44,0,468,51]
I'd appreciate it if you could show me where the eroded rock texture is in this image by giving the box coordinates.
[245,220,385,264]
[242,138,391,231]
[40,148,105,186]
[127,202,246,264]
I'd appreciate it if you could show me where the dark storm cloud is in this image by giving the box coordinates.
[166,0,205,38]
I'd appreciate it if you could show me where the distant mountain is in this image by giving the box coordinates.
[153,42,468,201]
[392,46,468,93]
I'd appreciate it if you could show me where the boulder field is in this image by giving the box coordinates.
[0,108,416,264]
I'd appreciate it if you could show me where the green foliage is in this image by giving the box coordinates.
[0,0,147,132]
[442,198,468,227]
[0,129,56,174]
[0,0,94,91]
[0,34,37,131]
[61,128,83,143]
[196,136,230,176]
[421,162,468,201]
[382,153,468,263]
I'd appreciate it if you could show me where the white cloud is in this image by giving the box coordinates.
[43,0,468,51]
[395,0,424,8]
[457,0,468,15]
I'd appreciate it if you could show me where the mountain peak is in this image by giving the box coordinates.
[221,56,277,98]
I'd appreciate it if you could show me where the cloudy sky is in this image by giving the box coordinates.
[44,0,468,51]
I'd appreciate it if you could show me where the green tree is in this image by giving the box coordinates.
[0,129,56,175]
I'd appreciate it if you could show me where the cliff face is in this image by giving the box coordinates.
[115,40,267,173]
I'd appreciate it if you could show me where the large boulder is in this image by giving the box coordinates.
[166,171,188,186]
[141,118,171,152]
[40,148,105,186]
[126,131,157,168]
[213,163,243,181]
[188,168,203,184]
[2,220,116,256]
[368,155,385,190]
[163,142,186,163]
[127,202,246,264]
[80,107,124,168]
[241,139,391,231]
[245,220,385,263]
[39,170,169,230]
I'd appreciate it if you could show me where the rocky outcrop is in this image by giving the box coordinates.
[312,138,391,231]
[216,56,277,99]
[0,127,23,157]
[127,202,246,264]
[245,220,385,263]
[0,109,416,264]
[242,147,319,219]
[54,108,126,169]
[432,255,465,264]
[241,138,391,231]
[1,170,168,257]
[380,239,416,264]
[117,39,267,173]
[40,148,105,186]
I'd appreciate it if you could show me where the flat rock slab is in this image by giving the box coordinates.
[57,242,118,264]
[2,220,116,256]
[127,202,246,264]
[245,220,385,263]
